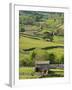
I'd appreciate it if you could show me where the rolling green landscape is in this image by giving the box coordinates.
[19,11,64,79]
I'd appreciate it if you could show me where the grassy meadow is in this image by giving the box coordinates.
[19,11,64,79]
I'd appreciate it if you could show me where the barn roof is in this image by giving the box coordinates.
[35,61,50,64]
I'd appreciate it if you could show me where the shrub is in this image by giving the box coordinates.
[21,27,25,32]
[19,59,24,67]
[30,51,36,60]
[33,49,49,61]
[29,51,37,66]
[19,24,25,32]
[42,31,54,42]
[48,53,56,64]
[55,54,64,64]
[19,55,34,67]
[60,55,64,64]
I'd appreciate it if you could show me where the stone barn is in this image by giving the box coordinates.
[35,61,50,76]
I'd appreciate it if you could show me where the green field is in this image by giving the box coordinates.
[19,36,63,49]
[19,36,64,64]
[19,11,64,79]
[19,67,64,79]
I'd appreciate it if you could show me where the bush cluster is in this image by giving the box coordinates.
[19,49,64,67]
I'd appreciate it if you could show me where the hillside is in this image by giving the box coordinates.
[19,10,64,79]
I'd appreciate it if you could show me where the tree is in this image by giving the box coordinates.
[29,51,36,66]
[60,55,64,64]
[43,31,54,42]
[30,51,36,60]
[35,13,43,22]
[21,27,25,32]
[48,53,56,64]
[19,25,25,32]
[33,49,49,61]
[19,16,35,25]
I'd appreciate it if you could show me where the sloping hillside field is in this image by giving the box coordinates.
[19,11,64,79]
